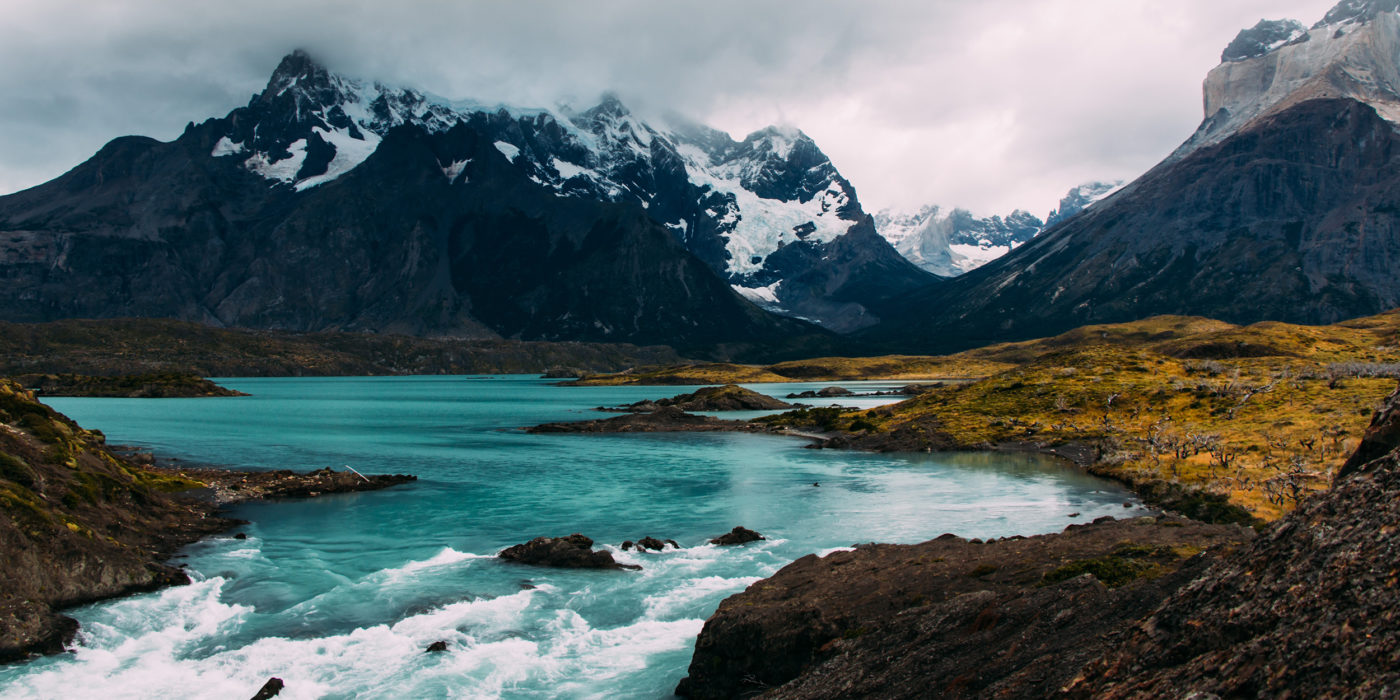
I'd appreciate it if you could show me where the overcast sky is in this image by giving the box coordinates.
[0,0,1337,217]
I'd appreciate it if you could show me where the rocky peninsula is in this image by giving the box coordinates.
[599,384,793,413]
[0,380,415,663]
[14,372,248,398]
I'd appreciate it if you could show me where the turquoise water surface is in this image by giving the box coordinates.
[2,376,1143,699]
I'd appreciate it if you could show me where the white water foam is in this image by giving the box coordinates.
[642,575,762,620]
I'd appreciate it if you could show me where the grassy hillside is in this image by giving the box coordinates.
[755,312,1400,521]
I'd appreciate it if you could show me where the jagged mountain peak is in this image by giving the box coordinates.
[1222,19,1307,62]
[200,52,925,331]
[1173,0,1400,160]
[1316,0,1400,28]
[264,49,325,91]
[875,180,1120,278]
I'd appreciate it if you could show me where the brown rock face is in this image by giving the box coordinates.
[709,527,766,546]
[0,380,419,663]
[498,534,640,571]
[677,517,1251,698]
[1339,381,1400,478]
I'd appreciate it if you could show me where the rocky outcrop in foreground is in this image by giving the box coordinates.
[0,380,416,663]
[499,534,640,570]
[679,379,1400,698]
[676,517,1252,698]
[602,385,793,413]
[1065,380,1400,697]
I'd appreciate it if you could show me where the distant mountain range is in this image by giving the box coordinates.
[0,51,930,354]
[873,181,1121,277]
[865,0,1400,351]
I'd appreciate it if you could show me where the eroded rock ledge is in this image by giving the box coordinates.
[676,517,1252,698]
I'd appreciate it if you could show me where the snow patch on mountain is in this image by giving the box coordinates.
[677,141,852,276]
[733,281,782,306]
[493,141,521,161]
[1044,180,1124,229]
[245,139,307,183]
[1222,19,1308,62]
[211,136,246,157]
[295,127,383,191]
[440,158,470,183]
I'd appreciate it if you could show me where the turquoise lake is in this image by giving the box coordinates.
[2,376,1144,699]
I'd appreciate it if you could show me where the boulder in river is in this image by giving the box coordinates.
[250,677,284,700]
[499,534,641,570]
[710,526,765,546]
[623,536,680,552]
[425,640,449,653]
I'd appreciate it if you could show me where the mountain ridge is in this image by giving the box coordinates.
[204,51,931,331]
[864,1,1400,352]
[0,50,931,351]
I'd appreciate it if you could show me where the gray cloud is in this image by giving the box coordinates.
[0,0,1337,217]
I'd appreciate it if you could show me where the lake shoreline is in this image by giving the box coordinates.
[8,376,1161,697]
[2,435,417,665]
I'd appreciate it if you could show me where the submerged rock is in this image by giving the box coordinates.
[709,527,765,546]
[499,534,640,571]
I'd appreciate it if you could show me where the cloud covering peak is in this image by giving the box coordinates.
[0,0,1336,215]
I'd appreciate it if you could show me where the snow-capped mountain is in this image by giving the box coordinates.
[873,206,1041,277]
[1042,181,1123,229]
[0,50,867,354]
[866,0,1400,352]
[873,181,1120,277]
[1176,0,1400,159]
[210,52,929,332]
